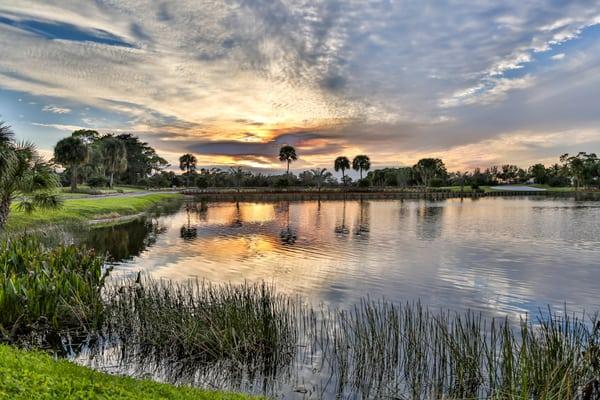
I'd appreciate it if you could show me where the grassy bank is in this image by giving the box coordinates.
[5,193,182,231]
[0,345,257,399]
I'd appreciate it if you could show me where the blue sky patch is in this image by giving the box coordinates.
[0,15,133,48]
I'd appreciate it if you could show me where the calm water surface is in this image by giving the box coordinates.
[84,196,600,317]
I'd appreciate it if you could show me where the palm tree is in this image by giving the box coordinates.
[0,122,61,230]
[279,145,297,175]
[101,137,128,188]
[228,166,245,192]
[334,156,350,186]
[179,153,197,187]
[54,135,88,191]
[311,168,331,192]
[352,155,371,180]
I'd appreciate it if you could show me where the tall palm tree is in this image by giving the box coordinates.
[279,145,297,175]
[228,166,245,192]
[0,122,61,230]
[101,137,128,188]
[334,156,350,186]
[352,155,371,180]
[311,168,331,192]
[179,153,197,187]
[54,135,88,191]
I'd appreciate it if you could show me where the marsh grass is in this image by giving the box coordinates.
[302,300,600,399]
[99,279,600,399]
[102,276,298,378]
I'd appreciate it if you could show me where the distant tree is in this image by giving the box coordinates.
[279,145,297,175]
[352,155,371,181]
[0,122,61,230]
[529,164,547,184]
[413,158,447,188]
[179,153,197,187]
[311,168,331,192]
[228,166,247,192]
[54,136,88,191]
[101,136,128,188]
[334,156,351,186]
[560,152,599,189]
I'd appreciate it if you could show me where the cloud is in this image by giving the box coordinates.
[41,104,71,114]
[0,1,599,170]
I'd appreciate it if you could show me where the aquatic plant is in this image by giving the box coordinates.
[99,280,599,399]
[0,236,107,343]
[103,277,298,376]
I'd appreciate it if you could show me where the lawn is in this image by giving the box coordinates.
[0,345,257,400]
[5,193,182,231]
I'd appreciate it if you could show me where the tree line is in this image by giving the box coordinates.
[48,128,600,191]
[2,121,598,231]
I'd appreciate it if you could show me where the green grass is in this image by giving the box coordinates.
[0,345,258,400]
[5,193,182,231]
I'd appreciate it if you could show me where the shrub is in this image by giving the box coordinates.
[87,175,108,188]
[0,237,107,342]
[274,178,289,188]
[357,178,370,187]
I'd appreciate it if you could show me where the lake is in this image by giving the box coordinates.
[83,196,600,317]
[74,195,600,398]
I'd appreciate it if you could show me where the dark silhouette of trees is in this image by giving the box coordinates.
[334,156,351,186]
[279,145,297,175]
[352,155,371,181]
[179,153,197,187]
[413,158,447,188]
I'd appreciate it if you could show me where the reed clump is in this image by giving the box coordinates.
[0,236,107,343]
[103,276,298,372]
[312,300,600,399]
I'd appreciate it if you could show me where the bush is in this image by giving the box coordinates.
[87,175,108,188]
[274,178,289,188]
[357,178,370,187]
[0,237,107,342]
[430,178,445,187]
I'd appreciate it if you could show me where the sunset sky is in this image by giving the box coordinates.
[1,1,599,173]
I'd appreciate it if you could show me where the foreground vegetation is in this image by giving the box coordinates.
[5,193,181,231]
[1,236,598,398]
[0,345,257,400]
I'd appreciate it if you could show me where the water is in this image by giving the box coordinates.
[82,196,600,317]
[72,196,600,398]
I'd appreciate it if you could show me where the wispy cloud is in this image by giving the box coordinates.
[42,104,71,114]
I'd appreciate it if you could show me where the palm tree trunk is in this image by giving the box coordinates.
[109,171,114,188]
[71,164,78,191]
[360,169,363,180]
[0,194,11,230]
[186,167,190,188]
[287,160,290,175]
[342,170,346,186]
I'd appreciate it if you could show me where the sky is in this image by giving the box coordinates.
[1,1,600,173]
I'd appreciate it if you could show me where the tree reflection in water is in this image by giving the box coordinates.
[354,198,370,237]
[81,218,166,262]
[334,198,349,235]
[180,203,198,240]
[279,201,297,244]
